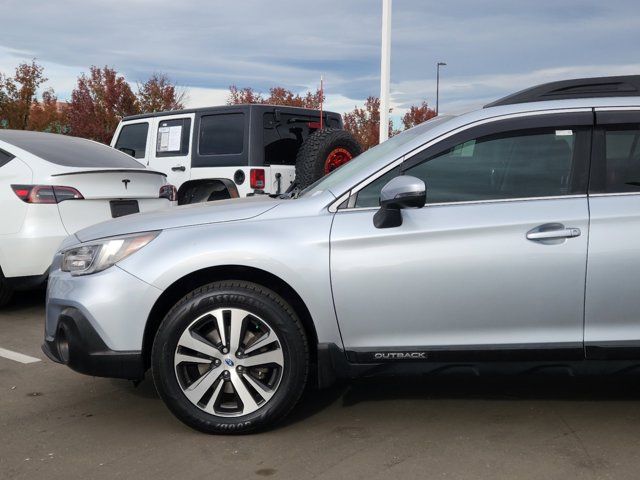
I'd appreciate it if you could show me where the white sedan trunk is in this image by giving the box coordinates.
[51,168,169,232]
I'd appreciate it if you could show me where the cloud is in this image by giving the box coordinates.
[0,0,638,114]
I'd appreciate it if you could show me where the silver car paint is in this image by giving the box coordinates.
[585,194,640,344]
[331,197,589,348]
[74,195,280,242]
[46,263,162,350]
[47,97,640,354]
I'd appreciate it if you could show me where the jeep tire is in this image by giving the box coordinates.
[294,128,362,190]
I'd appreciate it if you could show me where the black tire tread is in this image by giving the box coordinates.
[152,280,308,434]
[294,128,362,189]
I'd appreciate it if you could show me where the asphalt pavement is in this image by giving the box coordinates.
[2,292,640,480]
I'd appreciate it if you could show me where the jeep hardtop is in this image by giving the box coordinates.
[111,104,361,204]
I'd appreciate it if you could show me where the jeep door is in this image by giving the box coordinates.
[330,112,592,361]
[147,114,194,188]
[585,109,640,358]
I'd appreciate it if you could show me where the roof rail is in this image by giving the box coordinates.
[484,75,640,108]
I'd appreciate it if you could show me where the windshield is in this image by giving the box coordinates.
[300,115,454,197]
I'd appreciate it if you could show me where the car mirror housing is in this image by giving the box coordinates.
[374,175,426,229]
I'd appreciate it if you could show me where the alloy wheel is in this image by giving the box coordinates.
[173,307,284,417]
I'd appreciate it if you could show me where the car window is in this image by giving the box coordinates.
[0,148,14,168]
[263,112,340,166]
[356,127,582,207]
[601,126,640,192]
[0,130,146,168]
[156,118,191,157]
[301,115,455,198]
[114,123,149,159]
[199,113,244,155]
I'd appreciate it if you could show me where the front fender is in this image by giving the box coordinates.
[117,214,342,346]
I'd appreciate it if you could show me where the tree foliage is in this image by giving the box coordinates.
[65,67,185,143]
[28,89,66,133]
[0,60,48,129]
[401,101,436,130]
[65,66,138,143]
[0,60,185,143]
[227,85,324,109]
[137,73,186,113]
[342,96,398,151]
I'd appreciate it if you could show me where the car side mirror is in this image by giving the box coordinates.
[373,175,426,229]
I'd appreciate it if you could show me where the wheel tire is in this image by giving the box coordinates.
[0,270,14,308]
[151,281,309,434]
[295,128,362,189]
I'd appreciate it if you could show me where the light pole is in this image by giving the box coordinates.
[379,0,392,143]
[436,61,446,115]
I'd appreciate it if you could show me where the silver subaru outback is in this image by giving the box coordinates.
[44,76,640,433]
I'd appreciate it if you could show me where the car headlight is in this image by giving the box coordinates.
[61,231,160,276]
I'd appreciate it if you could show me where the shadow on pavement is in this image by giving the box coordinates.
[340,374,640,406]
[3,288,46,312]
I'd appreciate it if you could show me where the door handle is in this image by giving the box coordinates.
[172,166,186,172]
[526,224,581,241]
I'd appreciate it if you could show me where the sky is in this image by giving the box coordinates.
[0,0,638,119]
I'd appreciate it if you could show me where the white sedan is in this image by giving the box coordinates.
[0,130,175,306]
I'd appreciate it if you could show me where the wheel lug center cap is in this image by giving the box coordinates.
[224,358,234,367]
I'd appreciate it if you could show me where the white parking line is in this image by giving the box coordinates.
[0,347,41,364]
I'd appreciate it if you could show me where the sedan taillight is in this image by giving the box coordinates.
[11,185,84,204]
[159,184,177,201]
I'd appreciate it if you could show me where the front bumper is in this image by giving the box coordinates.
[42,306,144,380]
[45,256,163,380]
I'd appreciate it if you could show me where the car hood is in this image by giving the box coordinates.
[74,196,280,243]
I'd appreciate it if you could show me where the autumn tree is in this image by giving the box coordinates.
[0,60,48,129]
[402,101,436,129]
[137,73,185,113]
[66,66,139,143]
[342,96,397,151]
[227,85,324,109]
[28,89,66,133]
[227,85,264,104]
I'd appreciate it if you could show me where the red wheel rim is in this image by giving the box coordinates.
[324,148,354,174]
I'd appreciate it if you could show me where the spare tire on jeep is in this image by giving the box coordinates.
[294,128,362,189]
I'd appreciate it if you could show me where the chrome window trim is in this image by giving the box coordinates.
[590,192,640,198]
[594,107,640,112]
[334,194,588,213]
[327,107,592,213]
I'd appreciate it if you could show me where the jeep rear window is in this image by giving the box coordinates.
[263,112,341,165]
[115,123,149,159]
[199,113,244,155]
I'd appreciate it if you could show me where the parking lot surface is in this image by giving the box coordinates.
[3,294,640,480]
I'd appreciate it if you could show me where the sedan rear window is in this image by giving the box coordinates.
[0,130,145,168]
